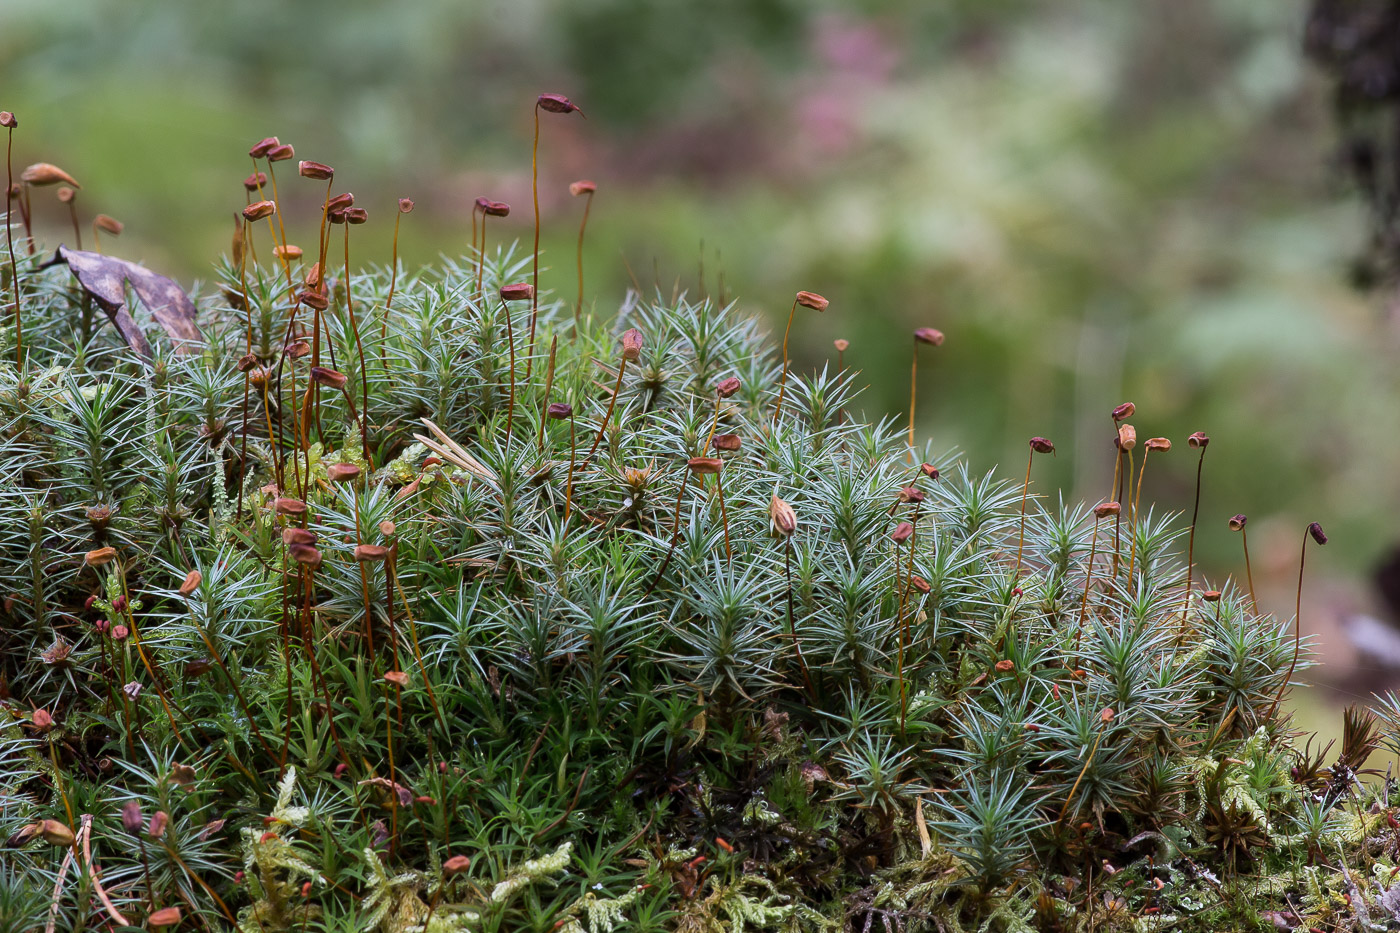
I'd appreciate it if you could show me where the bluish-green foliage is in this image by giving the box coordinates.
[0,231,1389,933]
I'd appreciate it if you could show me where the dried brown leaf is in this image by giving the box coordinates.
[43,246,202,358]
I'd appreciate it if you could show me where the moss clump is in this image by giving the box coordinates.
[0,212,1393,932]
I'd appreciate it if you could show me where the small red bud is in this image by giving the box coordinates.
[274,497,308,517]
[22,163,81,187]
[537,93,583,115]
[891,522,914,545]
[148,907,182,928]
[914,327,944,346]
[795,290,828,311]
[93,214,123,236]
[242,200,277,222]
[309,367,347,390]
[298,160,334,180]
[1112,402,1135,422]
[354,544,390,562]
[186,658,215,677]
[326,463,361,484]
[121,799,144,834]
[769,495,797,537]
[499,283,535,302]
[686,457,723,476]
[283,527,317,546]
[178,570,202,597]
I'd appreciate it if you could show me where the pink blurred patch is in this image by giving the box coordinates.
[795,15,902,156]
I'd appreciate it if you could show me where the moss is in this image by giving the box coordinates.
[0,220,1393,932]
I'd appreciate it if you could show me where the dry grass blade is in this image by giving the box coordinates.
[44,815,128,933]
[81,814,130,927]
[414,418,498,483]
[413,434,473,474]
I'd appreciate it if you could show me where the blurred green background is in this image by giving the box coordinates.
[3,0,1393,684]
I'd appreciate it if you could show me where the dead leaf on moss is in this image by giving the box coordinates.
[42,246,202,358]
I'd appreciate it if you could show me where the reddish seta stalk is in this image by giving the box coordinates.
[530,93,585,378]
[4,112,21,367]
